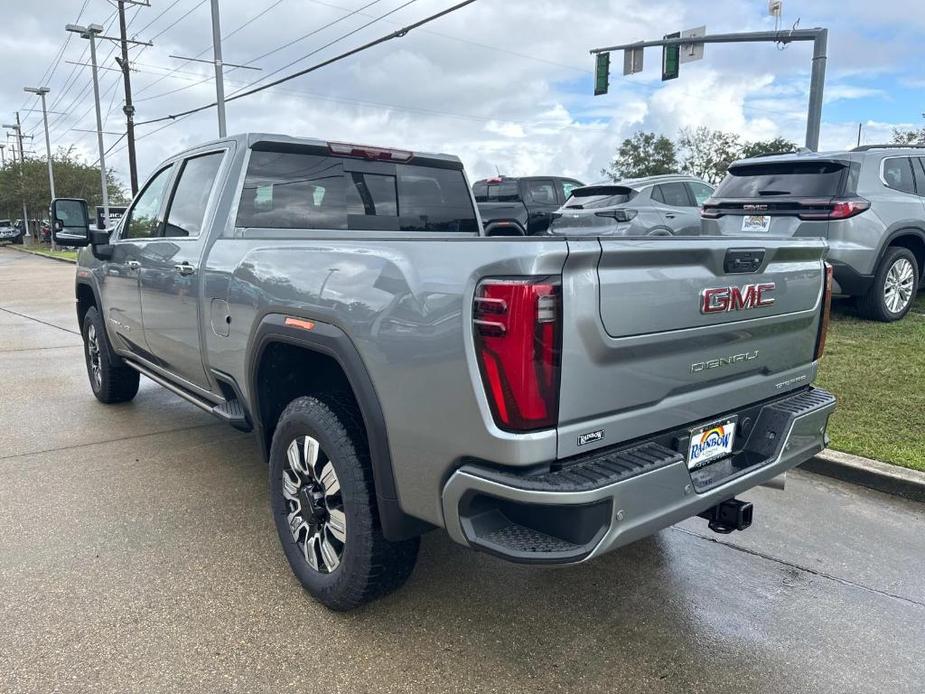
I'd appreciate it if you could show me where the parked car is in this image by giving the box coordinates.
[54,133,835,610]
[472,175,584,235]
[549,174,715,236]
[702,145,925,322]
[0,218,23,244]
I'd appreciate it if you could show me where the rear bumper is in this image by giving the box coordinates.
[441,387,835,564]
[829,260,873,296]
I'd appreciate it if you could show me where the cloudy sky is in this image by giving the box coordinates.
[2,0,923,189]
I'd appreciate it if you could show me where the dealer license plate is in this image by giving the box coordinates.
[742,215,771,232]
[687,418,737,470]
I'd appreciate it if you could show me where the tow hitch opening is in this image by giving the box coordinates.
[698,498,753,534]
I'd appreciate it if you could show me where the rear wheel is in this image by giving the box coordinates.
[857,247,919,322]
[82,307,140,403]
[269,396,419,610]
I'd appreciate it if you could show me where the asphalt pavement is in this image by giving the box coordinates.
[1,246,923,694]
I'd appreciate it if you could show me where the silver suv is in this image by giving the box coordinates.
[702,145,925,321]
[549,174,714,236]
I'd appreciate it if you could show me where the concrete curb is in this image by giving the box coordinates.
[803,449,925,503]
[5,246,77,264]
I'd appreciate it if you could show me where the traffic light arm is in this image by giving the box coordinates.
[589,27,828,152]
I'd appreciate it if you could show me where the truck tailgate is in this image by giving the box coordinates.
[557,237,827,459]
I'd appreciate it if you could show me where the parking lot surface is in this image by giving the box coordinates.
[1,247,924,694]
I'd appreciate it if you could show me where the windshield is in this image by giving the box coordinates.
[0,220,11,227]
[714,161,848,198]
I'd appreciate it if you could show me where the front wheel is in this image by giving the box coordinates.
[269,396,419,610]
[82,306,140,403]
[857,247,919,322]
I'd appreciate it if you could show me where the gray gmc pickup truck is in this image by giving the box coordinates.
[52,133,836,610]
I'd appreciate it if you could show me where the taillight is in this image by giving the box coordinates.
[473,277,562,431]
[700,202,721,219]
[814,262,834,361]
[799,198,870,220]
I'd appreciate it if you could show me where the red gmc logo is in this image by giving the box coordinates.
[701,283,776,314]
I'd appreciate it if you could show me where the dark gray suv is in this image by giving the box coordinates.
[702,145,925,321]
[550,174,714,236]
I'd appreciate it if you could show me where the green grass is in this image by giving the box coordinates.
[10,246,78,262]
[815,294,925,472]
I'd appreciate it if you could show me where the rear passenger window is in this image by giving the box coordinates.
[654,183,692,207]
[882,158,916,195]
[163,151,225,238]
[236,150,477,232]
[914,158,925,196]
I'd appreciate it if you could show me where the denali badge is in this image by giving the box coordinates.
[578,430,604,446]
[701,283,775,314]
[691,350,759,373]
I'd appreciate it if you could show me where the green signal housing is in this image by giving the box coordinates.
[662,32,680,80]
[594,52,610,95]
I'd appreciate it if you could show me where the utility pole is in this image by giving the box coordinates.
[24,86,56,249]
[66,23,109,229]
[591,27,829,151]
[3,115,31,242]
[210,0,227,137]
[115,0,151,195]
[0,144,5,166]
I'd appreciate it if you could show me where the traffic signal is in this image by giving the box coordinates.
[662,32,680,80]
[594,52,610,95]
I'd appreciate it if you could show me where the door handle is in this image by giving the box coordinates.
[174,262,196,276]
[664,213,677,219]
[127,260,141,270]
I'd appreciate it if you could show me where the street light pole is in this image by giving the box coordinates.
[210,0,227,137]
[24,86,56,250]
[66,23,109,228]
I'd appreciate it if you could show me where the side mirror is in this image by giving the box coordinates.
[51,198,91,247]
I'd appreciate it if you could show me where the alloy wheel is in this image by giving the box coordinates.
[282,435,347,574]
[86,323,102,389]
[884,257,915,314]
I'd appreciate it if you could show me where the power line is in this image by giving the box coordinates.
[134,0,386,102]
[305,0,591,74]
[228,0,417,98]
[136,0,478,127]
[131,0,286,97]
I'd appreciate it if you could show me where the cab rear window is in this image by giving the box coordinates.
[472,181,520,203]
[714,161,848,198]
[237,151,478,232]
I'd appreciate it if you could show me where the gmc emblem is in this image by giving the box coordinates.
[701,283,775,314]
[743,203,768,212]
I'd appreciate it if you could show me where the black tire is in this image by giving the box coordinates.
[856,247,920,322]
[81,306,140,403]
[269,396,419,611]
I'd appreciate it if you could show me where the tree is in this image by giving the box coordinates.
[891,115,925,145]
[0,147,127,225]
[740,136,798,159]
[678,127,743,185]
[601,132,678,181]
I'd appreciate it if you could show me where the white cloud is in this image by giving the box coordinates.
[1,0,921,191]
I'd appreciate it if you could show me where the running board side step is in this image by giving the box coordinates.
[125,361,252,432]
